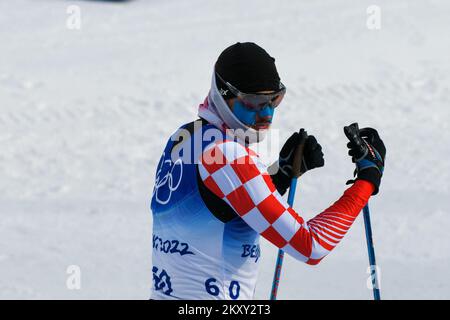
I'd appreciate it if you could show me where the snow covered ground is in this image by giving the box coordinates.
[1,0,449,299]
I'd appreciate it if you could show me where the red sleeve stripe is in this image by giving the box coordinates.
[309,225,341,246]
[309,227,336,251]
[310,219,348,236]
[320,211,357,222]
[312,216,350,231]
[310,226,340,245]
[327,211,358,219]
[308,222,345,242]
[309,219,347,237]
[312,218,349,234]
[318,211,355,226]
[314,214,353,227]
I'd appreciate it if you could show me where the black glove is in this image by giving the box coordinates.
[270,129,325,195]
[344,123,386,195]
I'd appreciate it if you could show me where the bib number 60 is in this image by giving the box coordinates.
[205,278,240,300]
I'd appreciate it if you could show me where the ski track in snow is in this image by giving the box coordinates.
[1,0,449,299]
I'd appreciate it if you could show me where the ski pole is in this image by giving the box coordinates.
[343,123,382,300]
[270,130,307,300]
[362,203,381,300]
[269,178,297,300]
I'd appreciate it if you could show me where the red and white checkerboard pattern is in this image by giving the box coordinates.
[199,140,374,265]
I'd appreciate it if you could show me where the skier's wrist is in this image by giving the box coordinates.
[356,168,381,195]
[270,168,290,196]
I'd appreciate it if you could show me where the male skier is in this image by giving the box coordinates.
[150,42,386,300]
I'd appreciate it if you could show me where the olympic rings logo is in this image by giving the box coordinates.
[153,153,183,205]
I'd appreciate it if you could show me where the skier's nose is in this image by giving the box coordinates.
[257,106,274,123]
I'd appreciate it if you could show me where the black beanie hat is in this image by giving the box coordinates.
[214,42,281,100]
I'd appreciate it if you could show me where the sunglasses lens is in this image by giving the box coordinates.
[242,96,268,110]
[239,91,285,110]
[216,72,286,110]
[271,92,285,107]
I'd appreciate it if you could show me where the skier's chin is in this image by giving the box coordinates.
[250,123,271,131]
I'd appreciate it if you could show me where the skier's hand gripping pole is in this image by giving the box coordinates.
[344,123,385,195]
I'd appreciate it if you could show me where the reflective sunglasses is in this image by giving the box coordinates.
[216,72,286,111]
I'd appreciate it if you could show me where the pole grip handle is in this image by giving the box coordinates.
[292,129,308,178]
[344,122,368,161]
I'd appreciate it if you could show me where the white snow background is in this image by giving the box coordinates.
[1,0,449,299]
